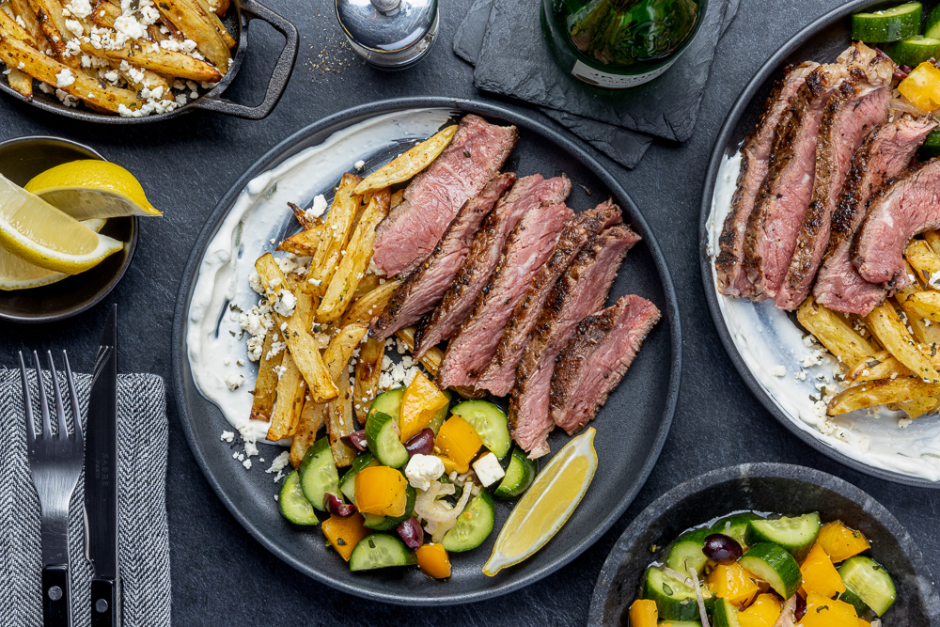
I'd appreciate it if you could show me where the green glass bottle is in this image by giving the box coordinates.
[542,0,704,89]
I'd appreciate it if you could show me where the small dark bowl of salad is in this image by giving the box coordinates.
[587,463,940,627]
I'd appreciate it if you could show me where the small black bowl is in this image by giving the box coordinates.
[588,463,940,627]
[0,136,138,323]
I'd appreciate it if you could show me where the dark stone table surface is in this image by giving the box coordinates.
[0,1,936,625]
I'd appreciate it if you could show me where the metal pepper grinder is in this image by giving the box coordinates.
[335,0,439,70]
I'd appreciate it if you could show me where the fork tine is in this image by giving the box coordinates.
[18,352,36,445]
[62,351,82,443]
[32,350,52,439]
[47,351,68,440]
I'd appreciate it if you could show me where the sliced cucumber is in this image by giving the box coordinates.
[365,410,410,468]
[494,446,538,498]
[666,529,711,579]
[737,542,802,599]
[658,622,702,627]
[839,556,896,616]
[712,512,762,549]
[449,400,511,459]
[428,389,452,435]
[278,470,320,525]
[348,533,417,571]
[643,567,714,621]
[298,436,342,512]
[920,128,940,160]
[711,598,741,627]
[442,490,495,552]
[884,35,940,66]
[339,452,378,506]
[925,2,940,37]
[838,586,871,616]
[368,386,404,419]
[746,512,820,559]
[852,3,923,43]
[363,483,416,531]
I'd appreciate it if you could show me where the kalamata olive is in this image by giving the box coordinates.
[324,494,356,518]
[342,430,369,452]
[397,517,424,550]
[405,429,435,457]
[794,594,807,621]
[702,533,743,564]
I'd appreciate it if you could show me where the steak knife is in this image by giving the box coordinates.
[84,305,120,627]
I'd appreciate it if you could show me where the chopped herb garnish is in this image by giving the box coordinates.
[463,150,471,158]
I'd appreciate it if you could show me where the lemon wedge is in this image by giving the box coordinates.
[0,175,123,274]
[0,218,106,291]
[483,428,598,577]
[24,160,161,219]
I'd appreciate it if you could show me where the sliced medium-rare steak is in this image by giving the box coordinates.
[715,62,818,298]
[775,44,894,310]
[437,203,574,389]
[549,295,661,436]
[370,173,516,341]
[372,114,519,277]
[413,174,572,359]
[854,159,940,292]
[508,225,641,458]
[814,115,936,314]
[475,201,622,396]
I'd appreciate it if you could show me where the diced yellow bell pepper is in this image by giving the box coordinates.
[708,562,761,606]
[628,599,659,627]
[816,521,871,563]
[434,415,482,473]
[416,543,452,579]
[801,542,847,598]
[738,593,781,627]
[354,466,408,517]
[798,592,858,627]
[321,513,369,562]
[857,619,872,627]
[899,62,940,112]
[437,454,461,475]
[400,372,449,443]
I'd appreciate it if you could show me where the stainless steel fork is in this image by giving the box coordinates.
[19,350,84,627]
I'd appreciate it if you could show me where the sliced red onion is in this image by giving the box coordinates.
[342,430,369,452]
[688,567,711,627]
[396,517,424,550]
[325,494,356,518]
[771,595,797,627]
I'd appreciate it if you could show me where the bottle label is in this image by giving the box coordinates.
[570,58,677,89]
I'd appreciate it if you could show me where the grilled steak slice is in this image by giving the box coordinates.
[413,174,572,359]
[815,115,936,314]
[715,62,818,298]
[476,201,622,396]
[437,203,574,389]
[549,295,661,435]
[370,173,516,341]
[776,45,894,310]
[372,114,519,277]
[854,159,940,291]
[508,225,641,458]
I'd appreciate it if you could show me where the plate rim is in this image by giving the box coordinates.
[170,97,682,605]
[698,0,940,489]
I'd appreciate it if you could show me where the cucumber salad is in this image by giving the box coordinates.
[277,371,538,579]
[629,512,896,627]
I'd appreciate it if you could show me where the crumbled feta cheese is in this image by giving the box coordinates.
[65,19,84,37]
[273,290,296,317]
[794,371,807,381]
[55,89,78,107]
[242,459,252,470]
[266,451,291,475]
[307,278,321,286]
[248,271,265,295]
[55,68,75,88]
[273,364,287,380]
[114,15,147,40]
[770,365,786,377]
[17,62,25,70]
[225,373,245,391]
[404,454,445,491]
[898,417,913,429]
[238,424,259,457]
[65,0,93,18]
[220,430,235,443]
[800,349,825,368]
[354,160,365,170]
[265,341,286,360]
[307,194,328,218]
[472,452,505,487]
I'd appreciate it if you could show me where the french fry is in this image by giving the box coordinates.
[305,173,362,294]
[153,0,230,72]
[91,0,118,28]
[326,364,356,467]
[290,400,325,468]
[905,291,940,323]
[395,327,442,377]
[352,273,382,301]
[390,189,404,209]
[354,125,458,195]
[249,331,283,422]
[213,0,230,17]
[193,0,235,48]
[85,38,222,82]
[7,68,30,96]
[8,0,45,52]
[904,239,940,287]
[797,297,878,367]
[845,350,911,383]
[0,6,33,42]
[866,302,940,383]
[266,352,305,441]
[27,0,79,67]
[894,261,940,348]
[924,230,940,257]
[354,336,384,423]
[340,278,401,327]
[277,228,322,257]
[288,201,321,231]
[323,324,368,380]
[317,188,391,322]
[897,396,940,419]
[827,377,940,415]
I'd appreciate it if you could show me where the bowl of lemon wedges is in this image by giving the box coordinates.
[0,136,159,322]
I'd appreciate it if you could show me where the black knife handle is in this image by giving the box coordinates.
[42,565,69,627]
[91,579,119,627]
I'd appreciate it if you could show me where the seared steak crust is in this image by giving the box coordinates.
[549,295,661,435]
[370,173,516,341]
[476,201,622,396]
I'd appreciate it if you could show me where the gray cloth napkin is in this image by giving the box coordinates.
[0,369,170,627]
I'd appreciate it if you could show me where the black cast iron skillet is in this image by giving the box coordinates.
[699,0,940,488]
[0,0,298,122]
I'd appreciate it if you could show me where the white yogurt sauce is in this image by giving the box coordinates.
[707,152,940,482]
[186,108,454,443]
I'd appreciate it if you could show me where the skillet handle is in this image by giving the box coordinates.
[193,0,299,120]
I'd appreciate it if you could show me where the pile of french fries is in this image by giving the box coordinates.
[244,125,458,470]
[0,0,235,115]
[798,232,940,421]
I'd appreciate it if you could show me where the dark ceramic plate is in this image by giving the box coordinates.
[588,463,940,627]
[0,136,137,323]
[700,0,940,488]
[171,98,681,605]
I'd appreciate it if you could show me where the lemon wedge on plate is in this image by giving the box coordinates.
[0,175,123,275]
[0,218,106,291]
[24,160,161,219]
[483,428,598,577]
